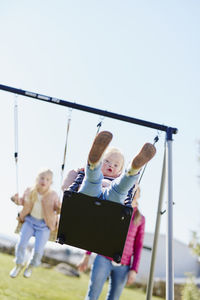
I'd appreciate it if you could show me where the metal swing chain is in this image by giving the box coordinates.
[14,94,19,195]
[13,94,22,232]
[138,134,160,185]
[96,116,104,135]
[60,108,72,198]
[127,134,160,204]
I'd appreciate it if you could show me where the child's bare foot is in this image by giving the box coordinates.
[88,131,113,169]
[127,143,156,175]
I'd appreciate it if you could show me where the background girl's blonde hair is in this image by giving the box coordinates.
[29,169,53,204]
[133,209,142,225]
[133,186,142,225]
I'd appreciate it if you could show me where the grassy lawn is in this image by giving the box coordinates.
[0,252,163,300]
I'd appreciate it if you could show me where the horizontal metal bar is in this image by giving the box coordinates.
[0,84,178,134]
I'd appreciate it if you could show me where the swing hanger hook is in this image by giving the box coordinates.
[96,116,104,134]
[153,129,162,145]
[68,108,73,119]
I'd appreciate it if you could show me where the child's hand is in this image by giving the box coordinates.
[77,255,90,272]
[126,270,136,286]
[76,167,84,173]
[102,179,111,188]
[16,212,24,223]
[11,193,19,204]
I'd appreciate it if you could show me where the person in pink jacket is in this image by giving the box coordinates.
[10,168,61,279]
[77,187,145,300]
[62,130,154,299]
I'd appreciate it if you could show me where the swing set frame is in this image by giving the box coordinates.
[0,83,177,300]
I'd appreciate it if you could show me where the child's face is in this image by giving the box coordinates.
[37,172,52,193]
[101,152,124,178]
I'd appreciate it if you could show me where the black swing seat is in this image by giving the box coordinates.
[57,191,133,263]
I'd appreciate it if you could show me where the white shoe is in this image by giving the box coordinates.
[9,264,24,278]
[23,265,33,278]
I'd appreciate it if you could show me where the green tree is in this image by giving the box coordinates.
[182,141,200,299]
[181,275,200,300]
[189,231,200,256]
[189,140,200,256]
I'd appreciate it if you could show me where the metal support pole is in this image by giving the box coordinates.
[166,128,174,300]
[146,144,167,300]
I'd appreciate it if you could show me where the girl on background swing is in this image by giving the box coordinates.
[10,168,61,278]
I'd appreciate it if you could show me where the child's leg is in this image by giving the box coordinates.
[9,219,34,278]
[79,131,112,197]
[23,220,50,278]
[79,164,104,197]
[85,255,112,300]
[29,219,50,267]
[107,265,129,300]
[15,219,34,265]
[104,172,140,204]
[104,143,156,204]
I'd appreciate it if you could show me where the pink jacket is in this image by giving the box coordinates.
[86,208,145,273]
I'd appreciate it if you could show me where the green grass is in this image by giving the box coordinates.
[0,252,163,300]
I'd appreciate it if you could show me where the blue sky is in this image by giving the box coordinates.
[0,0,200,247]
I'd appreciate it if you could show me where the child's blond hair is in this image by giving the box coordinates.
[133,186,142,225]
[103,147,125,173]
[29,169,53,204]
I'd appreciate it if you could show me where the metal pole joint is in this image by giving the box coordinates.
[166,127,177,141]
